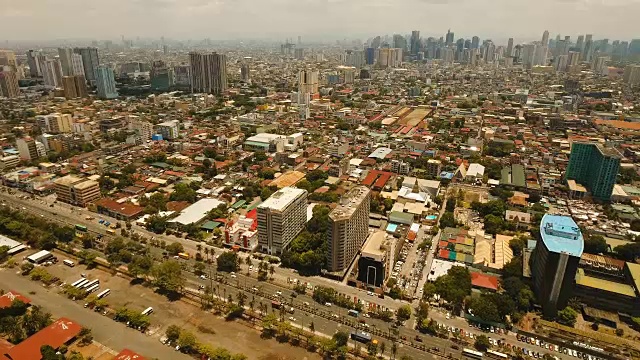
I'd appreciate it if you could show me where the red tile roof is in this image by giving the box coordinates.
[470,272,499,291]
[113,349,146,360]
[0,291,31,309]
[6,317,82,360]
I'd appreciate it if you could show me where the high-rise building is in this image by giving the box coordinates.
[630,39,640,55]
[298,69,319,97]
[62,75,88,99]
[393,34,407,51]
[445,29,454,46]
[16,137,44,160]
[583,34,594,62]
[471,36,480,49]
[73,47,99,85]
[623,65,640,85]
[129,118,154,140]
[592,56,609,75]
[0,69,20,98]
[25,50,41,77]
[70,53,85,76]
[326,186,371,273]
[173,65,190,87]
[36,113,74,133]
[506,38,514,57]
[257,187,308,255]
[542,30,550,46]
[410,30,420,55]
[96,65,118,99]
[53,175,101,207]
[565,142,621,201]
[57,48,74,76]
[41,59,63,88]
[0,50,17,70]
[365,48,375,65]
[554,55,568,72]
[189,52,227,94]
[150,60,174,91]
[567,51,581,67]
[240,64,250,82]
[531,214,584,317]
[576,35,585,53]
[521,44,537,68]
[344,50,365,68]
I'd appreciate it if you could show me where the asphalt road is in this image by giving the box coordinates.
[0,268,191,360]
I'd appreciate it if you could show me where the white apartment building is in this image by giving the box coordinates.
[257,187,308,255]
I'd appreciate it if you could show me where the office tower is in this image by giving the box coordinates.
[542,30,549,46]
[445,29,454,46]
[464,39,471,50]
[257,187,308,255]
[163,45,168,55]
[482,41,496,63]
[26,50,41,77]
[36,113,74,133]
[471,36,480,49]
[371,36,382,49]
[410,30,420,55]
[294,48,305,60]
[576,35,585,52]
[567,51,580,67]
[173,65,190,87]
[442,48,454,64]
[0,50,17,71]
[53,175,101,207]
[150,60,174,91]
[506,38,514,57]
[583,34,594,62]
[623,65,640,85]
[344,50,365,68]
[521,44,537,69]
[298,69,319,96]
[57,48,74,76]
[16,137,44,160]
[70,53,85,76]
[155,120,180,140]
[73,47,99,85]
[593,56,609,75]
[240,63,250,82]
[326,186,370,273]
[554,55,568,72]
[62,75,87,99]
[96,65,118,99]
[41,59,63,88]
[565,142,621,201]
[456,38,464,53]
[630,39,640,55]
[129,119,154,140]
[0,68,19,98]
[365,48,375,65]
[189,52,227,94]
[393,34,407,51]
[531,214,584,317]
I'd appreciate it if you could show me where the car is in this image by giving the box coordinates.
[536,339,540,346]
[332,314,339,319]
[200,274,206,279]
[446,313,451,319]
[276,291,282,296]
[451,344,459,350]
[230,274,236,278]
[291,293,297,298]
[367,291,374,296]
[325,302,332,307]
[288,316,296,321]
[414,335,423,342]
[199,285,205,290]
[303,301,310,306]
[84,303,89,308]
[252,287,259,292]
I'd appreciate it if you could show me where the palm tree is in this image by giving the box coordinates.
[391,341,398,360]
[269,265,275,280]
[236,291,247,307]
[245,256,252,266]
[309,321,315,334]
[196,244,202,253]
[204,247,210,262]
[380,341,386,357]
[249,296,256,322]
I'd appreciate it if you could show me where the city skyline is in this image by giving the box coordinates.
[2,0,640,42]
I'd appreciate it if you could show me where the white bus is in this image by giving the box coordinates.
[487,350,508,359]
[63,259,75,267]
[86,284,100,294]
[82,279,99,289]
[141,307,153,316]
[96,289,111,299]
[71,278,86,287]
[463,348,484,359]
[73,279,90,288]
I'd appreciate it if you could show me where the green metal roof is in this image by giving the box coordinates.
[200,221,221,230]
[231,199,247,209]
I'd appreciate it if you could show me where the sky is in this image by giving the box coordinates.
[1,0,640,43]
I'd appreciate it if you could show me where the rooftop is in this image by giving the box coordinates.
[258,187,307,212]
[540,214,584,257]
[0,290,31,308]
[575,269,637,297]
[169,198,225,225]
[361,231,386,258]
[329,186,370,220]
[113,348,146,360]
[6,317,82,360]
[54,174,83,186]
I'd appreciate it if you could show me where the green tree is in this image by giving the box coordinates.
[333,330,349,347]
[128,255,154,279]
[433,266,471,312]
[170,183,197,203]
[396,305,412,323]
[439,212,457,228]
[474,334,491,351]
[152,260,185,293]
[584,235,608,254]
[177,330,198,353]
[557,306,578,327]
[166,242,184,256]
[217,252,239,272]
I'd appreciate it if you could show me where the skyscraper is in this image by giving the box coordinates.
[150,61,174,91]
[531,214,584,317]
[41,59,63,88]
[326,186,370,273]
[57,48,74,76]
[522,44,537,69]
[189,52,228,94]
[445,29,454,46]
[393,34,407,52]
[62,75,88,99]
[70,54,85,76]
[298,69,319,96]
[96,65,118,99]
[0,69,20,98]
[410,30,420,55]
[576,35,585,52]
[240,63,251,83]
[73,47,100,85]
[257,187,308,255]
[506,38,514,57]
[26,50,41,77]
[565,142,621,201]
[541,30,550,46]
[583,34,594,62]
[365,48,375,65]
[471,36,480,49]
[623,65,640,85]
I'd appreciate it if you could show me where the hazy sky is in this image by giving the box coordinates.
[2,0,639,42]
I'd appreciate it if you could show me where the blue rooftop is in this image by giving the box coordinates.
[539,214,584,257]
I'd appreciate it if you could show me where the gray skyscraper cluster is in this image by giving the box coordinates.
[189,52,228,95]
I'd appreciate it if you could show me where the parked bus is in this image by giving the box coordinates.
[178,252,190,260]
[86,284,100,294]
[63,259,75,267]
[348,309,359,317]
[75,224,88,232]
[73,279,90,288]
[141,307,153,316]
[486,350,508,359]
[96,289,111,299]
[82,279,99,289]
[463,348,484,359]
[71,278,86,287]
[350,331,372,343]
